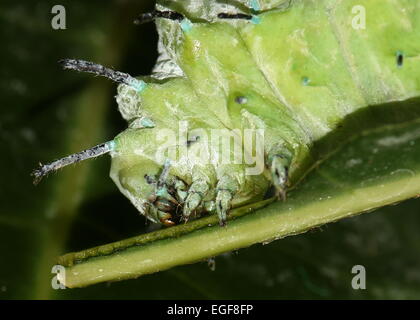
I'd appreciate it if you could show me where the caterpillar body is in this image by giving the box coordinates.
[33,0,420,226]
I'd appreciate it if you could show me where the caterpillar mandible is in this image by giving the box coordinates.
[32,0,420,227]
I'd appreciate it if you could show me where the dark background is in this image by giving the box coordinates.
[1,0,420,299]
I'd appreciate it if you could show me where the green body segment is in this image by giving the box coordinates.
[111,0,420,225]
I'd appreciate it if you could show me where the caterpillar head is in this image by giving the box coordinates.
[109,81,273,226]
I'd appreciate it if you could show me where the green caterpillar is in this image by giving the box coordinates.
[33,0,420,227]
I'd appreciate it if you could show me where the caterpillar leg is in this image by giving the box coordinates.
[173,178,188,203]
[182,166,215,222]
[215,175,239,226]
[183,183,207,222]
[147,203,176,227]
[270,153,291,200]
[270,155,290,200]
[144,160,181,225]
[153,161,178,204]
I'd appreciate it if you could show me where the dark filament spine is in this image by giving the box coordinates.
[134,10,184,25]
[32,141,114,185]
[217,13,253,20]
[59,59,138,87]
